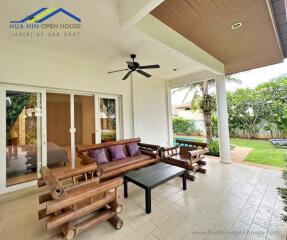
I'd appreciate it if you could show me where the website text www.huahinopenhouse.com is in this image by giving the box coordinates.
[190,229,280,237]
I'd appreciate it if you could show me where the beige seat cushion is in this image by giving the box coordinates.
[99,154,152,173]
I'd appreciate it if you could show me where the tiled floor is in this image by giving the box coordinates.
[0,157,286,240]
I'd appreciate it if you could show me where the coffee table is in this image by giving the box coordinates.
[123,163,187,214]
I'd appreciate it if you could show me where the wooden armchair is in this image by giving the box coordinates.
[160,139,208,181]
[38,165,123,240]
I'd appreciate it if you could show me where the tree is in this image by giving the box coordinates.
[192,93,216,141]
[256,77,287,137]
[227,89,270,138]
[227,76,287,138]
[172,76,241,143]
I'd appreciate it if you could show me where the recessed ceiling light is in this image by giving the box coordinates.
[231,22,242,30]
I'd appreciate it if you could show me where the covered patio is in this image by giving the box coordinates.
[0,158,285,240]
[0,0,287,239]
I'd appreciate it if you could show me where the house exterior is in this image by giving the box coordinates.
[0,0,286,194]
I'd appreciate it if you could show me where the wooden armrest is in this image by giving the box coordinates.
[41,167,66,200]
[140,149,158,158]
[78,153,96,165]
[46,177,123,214]
[38,164,102,187]
[57,165,99,179]
[138,142,160,151]
[188,149,209,157]
[161,145,179,152]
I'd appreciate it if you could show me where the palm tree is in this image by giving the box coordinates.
[172,76,241,143]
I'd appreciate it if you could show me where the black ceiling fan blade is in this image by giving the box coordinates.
[137,69,151,78]
[108,69,129,73]
[122,71,132,80]
[139,64,160,69]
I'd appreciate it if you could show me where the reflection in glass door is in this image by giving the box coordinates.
[96,95,120,143]
[74,95,95,167]
[6,91,42,187]
[46,93,71,172]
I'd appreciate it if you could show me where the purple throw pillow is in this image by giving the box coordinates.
[109,145,126,161]
[88,148,108,165]
[127,142,141,156]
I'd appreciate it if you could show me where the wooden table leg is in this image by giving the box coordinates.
[124,178,128,198]
[145,188,151,214]
[182,173,187,190]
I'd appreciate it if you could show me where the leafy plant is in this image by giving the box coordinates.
[208,139,220,157]
[211,114,218,137]
[172,117,196,135]
[277,154,287,222]
[6,94,30,131]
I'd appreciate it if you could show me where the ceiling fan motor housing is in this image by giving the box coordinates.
[128,62,140,71]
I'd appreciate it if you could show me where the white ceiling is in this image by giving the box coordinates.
[0,0,205,80]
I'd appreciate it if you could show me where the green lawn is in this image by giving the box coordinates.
[230,138,286,168]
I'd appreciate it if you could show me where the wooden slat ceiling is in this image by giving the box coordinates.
[151,0,284,74]
[272,0,287,57]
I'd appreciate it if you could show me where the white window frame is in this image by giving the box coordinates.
[0,85,47,193]
[94,94,121,144]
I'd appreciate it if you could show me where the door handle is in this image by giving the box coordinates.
[42,134,46,145]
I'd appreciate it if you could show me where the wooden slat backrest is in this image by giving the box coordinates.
[76,138,141,154]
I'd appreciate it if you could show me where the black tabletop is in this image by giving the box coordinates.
[124,162,186,189]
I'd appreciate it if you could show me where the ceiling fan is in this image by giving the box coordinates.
[107,54,160,80]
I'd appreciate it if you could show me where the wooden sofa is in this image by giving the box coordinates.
[38,165,123,239]
[76,138,161,180]
[160,139,208,181]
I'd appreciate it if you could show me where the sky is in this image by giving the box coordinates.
[226,58,287,91]
[172,58,287,106]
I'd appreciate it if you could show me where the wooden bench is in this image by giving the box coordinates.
[38,165,123,239]
[160,139,208,181]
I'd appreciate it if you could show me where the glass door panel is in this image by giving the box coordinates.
[6,91,42,186]
[74,95,95,167]
[46,93,71,172]
[95,95,120,143]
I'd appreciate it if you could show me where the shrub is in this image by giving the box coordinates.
[208,139,220,157]
[277,154,287,222]
[172,117,196,135]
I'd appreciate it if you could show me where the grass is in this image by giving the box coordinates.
[230,138,286,168]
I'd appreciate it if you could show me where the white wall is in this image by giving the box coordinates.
[133,77,169,146]
[0,38,134,139]
[0,38,170,146]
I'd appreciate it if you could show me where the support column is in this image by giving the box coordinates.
[215,75,231,164]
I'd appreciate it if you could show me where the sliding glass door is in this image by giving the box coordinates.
[3,88,46,188]
[0,87,122,193]
[46,93,72,173]
[74,95,95,167]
